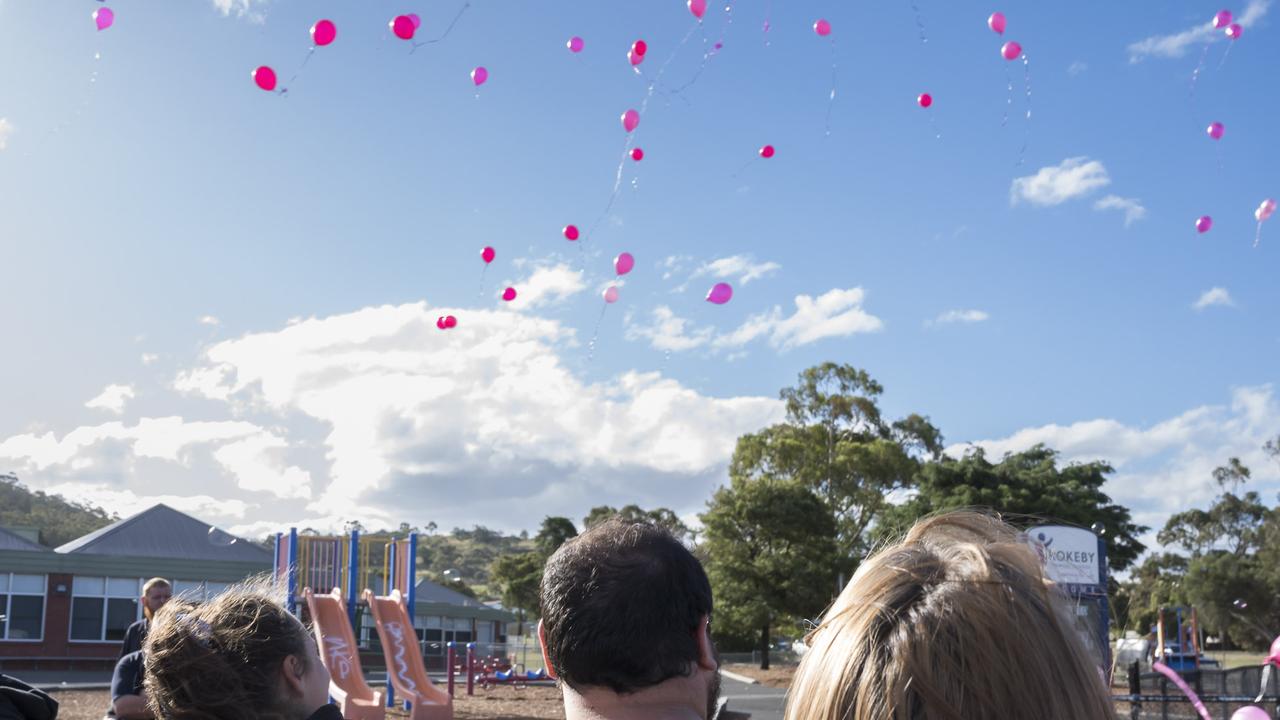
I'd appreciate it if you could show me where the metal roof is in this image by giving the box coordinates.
[0,525,50,552]
[54,504,271,563]
[413,577,491,609]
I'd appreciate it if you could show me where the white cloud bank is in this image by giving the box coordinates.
[1127,0,1271,62]
[1094,195,1147,228]
[930,309,989,326]
[1193,287,1234,310]
[1011,157,1110,206]
[0,118,14,151]
[85,384,135,415]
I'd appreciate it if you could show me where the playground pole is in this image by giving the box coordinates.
[466,642,476,696]
[287,527,299,615]
[346,530,360,630]
[406,533,418,614]
[385,538,398,709]
[446,642,456,697]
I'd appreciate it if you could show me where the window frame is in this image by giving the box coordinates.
[0,573,47,643]
[68,576,142,644]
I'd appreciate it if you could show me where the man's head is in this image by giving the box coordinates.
[141,578,171,621]
[539,517,717,702]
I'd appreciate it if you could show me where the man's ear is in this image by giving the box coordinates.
[694,615,716,671]
[279,654,306,697]
[537,620,558,680]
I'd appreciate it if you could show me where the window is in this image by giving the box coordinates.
[70,576,140,642]
[0,574,46,641]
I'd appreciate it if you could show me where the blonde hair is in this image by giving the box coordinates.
[785,511,1116,720]
[143,576,313,720]
[142,577,171,621]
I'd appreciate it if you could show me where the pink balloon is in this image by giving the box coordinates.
[253,66,277,92]
[1269,635,1280,665]
[1231,708,1270,720]
[621,109,640,132]
[481,246,495,264]
[444,315,457,328]
[1196,215,1213,233]
[631,148,644,161]
[563,224,580,241]
[567,36,584,53]
[759,144,775,158]
[813,18,832,36]
[471,66,488,86]
[988,11,1006,35]
[93,7,114,31]
[1213,9,1233,29]
[918,93,933,108]
[603,286,620,304]
[436,317,447,330]
[614,252,635,276]
[629,50,644,66]
[1002,41,1022,60]
[408,13,421,29]
[1257,199,1277,223]
[689,0,707,19]
[706,282,733,305]
[1226,23,1243,39]
[1206,122,1224,140]
[311,19,336,47]
[502,287,517,302]
[633,40,648,56]
[391,15,415,40]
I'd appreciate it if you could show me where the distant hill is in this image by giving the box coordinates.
[0,473,119,547]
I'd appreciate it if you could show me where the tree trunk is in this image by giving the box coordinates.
[760,620,771,670]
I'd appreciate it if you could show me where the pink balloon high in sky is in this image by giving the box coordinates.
[93,7,114,31]
[1002,41,1022,60]
[502,287,517,302]
[706,283,733,305]
[1213,9,1233,28]
[759,144,775,158]
[391,15,415,40]
[471,66,488,86]
[688,0,707,19]
[252,66,277,92]
[621,109,640,132]
[563,224,579,241]
[603,286,620,304]
[567,36,584,53]
[918,93,933,108]
[481,246,495,264]
[614,252,635,276]
[1207,121,1224,140]
[988,11,1006,35]
[813,18,832,36]
[311,19,336,46]
[1196,215,1213,233]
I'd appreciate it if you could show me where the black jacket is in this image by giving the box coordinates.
[0,675,58,720]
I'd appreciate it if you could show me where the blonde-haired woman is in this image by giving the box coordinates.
[121,578,172,657]
[785,511,1116,720]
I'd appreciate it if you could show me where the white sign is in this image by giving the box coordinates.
[1026,525,1101,586]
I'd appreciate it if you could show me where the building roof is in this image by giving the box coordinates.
[0,525,50,552]
[413,577,490,609]
[55,504,271,563]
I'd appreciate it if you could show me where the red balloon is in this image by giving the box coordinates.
[917,93,933,108]
[502,287,517,302]
[631,148,644,161]
[311,19,336,47]
[759,145,775,158]
[253,66,277,92]
[481,246,495,264]
[436,317,447,330]
[391,15,415,40]
[563,224,580,241]
[444,315,457,328]
[633,40,648,56]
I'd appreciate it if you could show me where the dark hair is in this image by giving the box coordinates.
[539,517,712,694]
[143,576,313,720]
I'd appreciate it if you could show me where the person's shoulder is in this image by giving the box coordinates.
[126,619,148,634]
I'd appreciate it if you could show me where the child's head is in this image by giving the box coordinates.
[785,511,1115,720]
[144,576,331,720]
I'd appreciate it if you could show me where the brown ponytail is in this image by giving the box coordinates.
[143,575,313,720]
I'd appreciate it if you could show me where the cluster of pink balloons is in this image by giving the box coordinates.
[93,7,114,31]
[435,315,458,330]
[1214,8,1244,40]
[629,39,648,67]
[989,12,1023,60]
[253,17,340,92]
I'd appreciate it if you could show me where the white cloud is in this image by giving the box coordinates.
[692,255,781,286]
[211,0,267,22]
[948,386,1280,551]
[1067,61,1088,76]
[1128,0,1271,62]
[141,353,160,366]
[85,384,135,415]
[199,315,221,326]
[504,262,586,311]
[1011,157,1110,206]
[0,118,13,151]
[43,483,253,521]
[718,287,883,351]
[1193,287,1234,310]
[931,309,989,326]
[625,306,714,352]
[1093,195,1147,227]
[662,255,692,281]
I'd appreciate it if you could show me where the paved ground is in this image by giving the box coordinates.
[721,676,787,720]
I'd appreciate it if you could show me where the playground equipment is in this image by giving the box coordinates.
[1155,606,1221,673]
[364,588,453,720]
[441,642,552,695]
[304,587,385,720]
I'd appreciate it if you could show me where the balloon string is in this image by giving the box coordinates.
[1015,53,1032,167]
[909,0,929,44]
[279,47,315,96]
[586,303,609,361]
[824,37,837,137]
[1256,222,1265,248]
[731,157,755,178]
[1001,60,1013,128]
[658,0,734,100]
[1215,39,1234,72]
[476,264,489,300]
[411,1,472,52]
[1188,42,1210,102]
[763,0,773,46]
[1151,661,1213,720]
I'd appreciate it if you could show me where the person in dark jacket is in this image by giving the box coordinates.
[0,675,58,720]
[109,651,150,719]
[120,578,172,657]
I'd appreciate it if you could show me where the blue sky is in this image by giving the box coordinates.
[0,0,1276,544]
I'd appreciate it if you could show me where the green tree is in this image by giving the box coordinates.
[0,474,118,547]
[701,478,837,670]
[880,445,1147,571]
[582,505,693,542]
[730,364,941,571]
[534,516,578,558]
[490,552,544,636]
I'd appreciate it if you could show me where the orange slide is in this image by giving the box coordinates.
[363,589,454,720]
[304,588,386,720]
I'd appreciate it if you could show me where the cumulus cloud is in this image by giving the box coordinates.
[1067,61,1089,76]
[625,306,714,352]
[930,309,989,326]
[199,315,221,326]
[210,0,267,22]
[948,386,1280,549]
[1128,0,1271,62]
[1193,287,1234,310]
[0,118,13,151]
[503,262,586,310]
[717,287,883,351]
[691,255,782,286]
[1093,195,1148,227]
[1011,157,1111,206]
[86,384,135,415]
[141,353,160,366]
